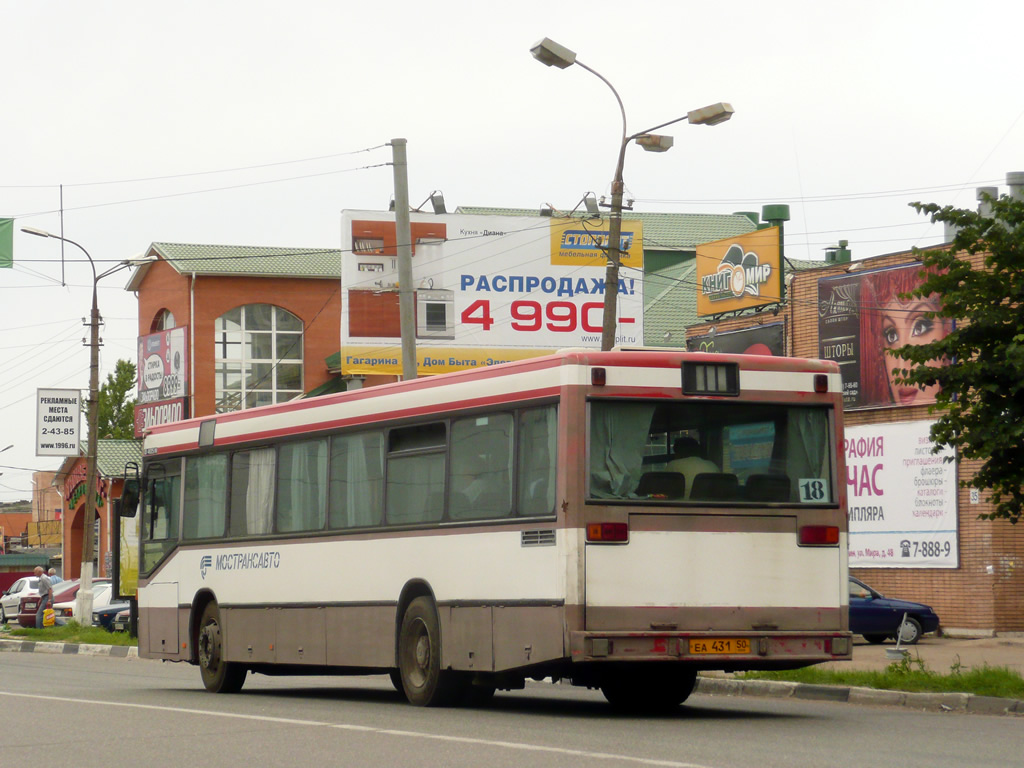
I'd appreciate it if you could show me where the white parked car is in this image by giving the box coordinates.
[1,577,39,624]
[53,581,115,624]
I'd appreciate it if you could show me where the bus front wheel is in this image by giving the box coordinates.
[197,601,246,694]
[398,596,466,706]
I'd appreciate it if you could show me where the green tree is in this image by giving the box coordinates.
[97,358,138,440]
[894,193,1024,523]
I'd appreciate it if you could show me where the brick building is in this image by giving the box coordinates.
[688,247,1023,635]
[126,242,343,418]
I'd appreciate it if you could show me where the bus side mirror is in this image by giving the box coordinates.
[120,478,140,518]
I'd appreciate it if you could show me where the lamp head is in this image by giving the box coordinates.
[635,133,674,153]
[21,226,53,238]
[530,37,576,69]
[686,102,734,126]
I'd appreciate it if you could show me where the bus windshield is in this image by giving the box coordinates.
[589,400,834,505]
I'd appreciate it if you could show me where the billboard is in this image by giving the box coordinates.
[818,263,950,409]
[687,322,784,356]
[36,388,81,457]
[137,327,188,404]
[135,327,188,436]
[340,211,644,376]
[846,420,958,568]
[696,227,781,317]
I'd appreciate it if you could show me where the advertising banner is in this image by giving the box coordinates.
[137,327,188,405]
[696,227,781,317]
[687,322,784,356]
[134,397,189,438]
[340,211,644,375]
[36,388,81,457]
[846,420,958,568]
[818,263,950,409]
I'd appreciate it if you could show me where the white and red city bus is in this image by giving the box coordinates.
[126,348,851,710]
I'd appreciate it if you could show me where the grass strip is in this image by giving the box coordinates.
[742,654,1024,700]
[2,621,135,647]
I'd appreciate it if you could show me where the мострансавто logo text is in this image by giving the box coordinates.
[200,551,281,579]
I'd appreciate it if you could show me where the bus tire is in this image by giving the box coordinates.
[398,596,466,706]
[600,665,697,712]
[197,601,246,694]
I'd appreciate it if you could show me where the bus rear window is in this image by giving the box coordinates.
[588,401,834,505]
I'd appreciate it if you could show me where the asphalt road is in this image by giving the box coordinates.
[1,653,1020,768]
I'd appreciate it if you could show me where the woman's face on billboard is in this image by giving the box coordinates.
[881,296,946,405]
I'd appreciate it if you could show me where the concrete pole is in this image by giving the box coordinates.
[76,279,101,622]
[391,138,417,380]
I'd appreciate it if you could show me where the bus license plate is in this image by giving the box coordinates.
[690,638,750,655]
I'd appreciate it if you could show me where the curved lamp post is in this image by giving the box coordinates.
[531,38,733,350]
[21,226,124,620]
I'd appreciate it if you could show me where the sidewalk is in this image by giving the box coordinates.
[825,634,1024,675]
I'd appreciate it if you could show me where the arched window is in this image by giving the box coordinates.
[151,309,175,332]
[214,304,304,413]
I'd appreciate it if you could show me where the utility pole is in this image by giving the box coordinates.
[391,138,417,380]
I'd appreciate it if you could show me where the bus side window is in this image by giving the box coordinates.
[517,406,557,516]
[449,413,513,521]
[141,463,181,574]
[277,439,328,533]
[386,423,446,526]
[329,431,384,529]
[183,454,228,539]
[229,448,276,536]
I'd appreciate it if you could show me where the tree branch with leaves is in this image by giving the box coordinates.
[893,193,1024,523]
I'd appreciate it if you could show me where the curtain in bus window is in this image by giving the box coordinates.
[785,409,830,498]
[277,439,327,532]
[183,454,228,539]
[329,431,384,528]
[517,406,557,516]
[589,402,656,498]
[386,453,445,525]
[246,448,276,534]
[449,413,513,520]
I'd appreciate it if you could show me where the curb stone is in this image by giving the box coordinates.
[694,675,1023,717]
[0,638,138,658]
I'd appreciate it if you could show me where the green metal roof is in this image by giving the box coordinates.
[0,553,50,567]
[146,242,342,279]
[96,440,143,478]
[455,207,758,250]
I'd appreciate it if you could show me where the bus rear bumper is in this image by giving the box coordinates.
[569,631,853,668]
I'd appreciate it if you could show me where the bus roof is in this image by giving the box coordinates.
[142,349,840,456]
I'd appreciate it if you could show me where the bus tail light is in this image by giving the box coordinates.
[587,522,628,542]
[798,525,839,546]
[814,374,828,393]
[591,367,607,386]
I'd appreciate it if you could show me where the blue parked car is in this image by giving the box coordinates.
[849,576,940,645]
[92,601,130,631]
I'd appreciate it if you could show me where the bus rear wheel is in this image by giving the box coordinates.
[197,602,246,694]
[398,596,466,706]
[600,665,697,712]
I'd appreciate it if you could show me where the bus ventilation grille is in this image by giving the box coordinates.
[521,529,556,547]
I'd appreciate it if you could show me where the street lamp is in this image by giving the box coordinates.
[531,38,734,350]
[21,226,124,620]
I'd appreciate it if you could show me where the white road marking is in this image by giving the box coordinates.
[0,690,718,767]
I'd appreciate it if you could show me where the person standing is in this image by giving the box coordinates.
[48,567,63,586]
[33,566,53,628]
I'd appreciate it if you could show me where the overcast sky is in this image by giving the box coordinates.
[1,1,1022,504]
